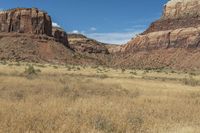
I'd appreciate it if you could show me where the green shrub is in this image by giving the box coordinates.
[24,65,41,78]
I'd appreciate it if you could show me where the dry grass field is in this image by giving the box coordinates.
[0,61,200,133]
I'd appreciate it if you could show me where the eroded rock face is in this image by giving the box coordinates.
[68,33,109,54]
[122,27,200,52]
[122,0,200,52]
[0,8,52,36]
[52,27,68,47]
[163,0,200,19]
[143,0,200,34]
[117,0,200,69]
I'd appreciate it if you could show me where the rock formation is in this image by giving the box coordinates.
[122,0,200,52]
[0,8,110,66]
[163,0,200,19]
[68,33,109,54]
[1,2,200,70]
[0,8,52,36]
[52,27,69,47]
[113,0,200,69]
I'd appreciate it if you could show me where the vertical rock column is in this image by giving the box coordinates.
[0,8,52,36]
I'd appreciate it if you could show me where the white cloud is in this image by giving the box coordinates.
[90,27,97,31]
[86,31,142,45]
[71,30,79,34]
[52,22,61,28]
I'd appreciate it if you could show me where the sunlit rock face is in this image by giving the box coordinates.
[115,0,200,69]
[0,8,52,36]
[52,27,69,47]
[122,0,200,52]
[163,0,200,19]
[68,33,109,54]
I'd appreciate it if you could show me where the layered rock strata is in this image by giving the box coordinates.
[122,0,200,52]
[0,8,52,36]
[52,27,69,47]
[68,34,109,54]
[115,0,200,69]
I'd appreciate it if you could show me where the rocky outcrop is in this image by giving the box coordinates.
[105,44,122,53]
[52,27,68,47]
[0,8,110,66]
[0,8,70,47]
[122,0,200,52]
[122,27,200,52]
[117,0,200,69]
[68,33,109,54]
[163,0,200,19]
[0,8,52,36]
[143,0,200,34]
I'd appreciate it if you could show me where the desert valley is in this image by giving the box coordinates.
[0,0,200,132]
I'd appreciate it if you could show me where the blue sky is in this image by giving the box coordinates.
[0,0,168,44]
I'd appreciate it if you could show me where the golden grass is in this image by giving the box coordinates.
[0,61,200,133]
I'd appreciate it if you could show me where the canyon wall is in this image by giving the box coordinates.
[116,0,200,69]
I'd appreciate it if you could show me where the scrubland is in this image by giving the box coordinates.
[0,61,200,133]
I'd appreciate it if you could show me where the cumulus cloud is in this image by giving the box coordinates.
[86,31,142,45]
[52,22,61,28]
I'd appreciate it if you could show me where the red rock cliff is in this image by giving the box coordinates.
[0,8,52,36]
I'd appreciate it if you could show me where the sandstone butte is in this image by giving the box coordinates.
[1,0,200,70]
[0,8,71,46]
[0,8,52,36]
[0,8,111,65]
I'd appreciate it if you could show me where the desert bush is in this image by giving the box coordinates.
[53,66,58,69]
[189,72,197,76]
[92,65,99,69]
[15,62,21,66]
[24,65,41,78]
[121,68,126,73]
[130,71,137,75]
[76,67,81,70]
[92,115,116,133]
[0,60,7,65]
[183,76,199,86]
[98,74,109,79]
[127,116,144,132]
